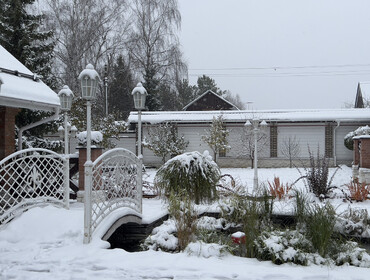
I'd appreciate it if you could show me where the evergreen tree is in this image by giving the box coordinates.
[177,79,197,109]
[0,0,59,145]
[196,75,222,95]
[109,56,135,120]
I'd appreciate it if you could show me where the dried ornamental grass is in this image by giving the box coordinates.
[345,180,370,202]
[268,177,292,200]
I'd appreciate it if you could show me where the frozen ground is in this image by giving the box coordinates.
[1,167,370,280]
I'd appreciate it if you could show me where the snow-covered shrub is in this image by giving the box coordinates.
[185,241,230,258]
[144,122,189,163]
[142,219,178,252]
[221,192,273,258]
[336,207,369,236]
[344,126,370,151]
[255,230,370,267]
[77,131,103,147]
[154,151,220,204]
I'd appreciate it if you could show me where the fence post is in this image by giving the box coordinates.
[83,160,93,244]
[138,155,143,214]
[64,155,70,209]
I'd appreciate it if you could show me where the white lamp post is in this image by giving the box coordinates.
[78,64,100,244]
[245,118,267,192]
[131,83,147,157]
[58,85,74,210]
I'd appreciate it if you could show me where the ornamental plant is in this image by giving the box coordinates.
[268,177,292,200]
[154,151,220,204]
[345,180,370,202]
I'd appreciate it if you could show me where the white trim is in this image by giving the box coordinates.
[182,90,239,110]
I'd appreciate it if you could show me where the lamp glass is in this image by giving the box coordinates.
[134,92,146,110]
[81,76,98,100]
[59,93,72,111]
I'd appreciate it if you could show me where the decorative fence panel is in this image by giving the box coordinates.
[0,148,68,227]
[87,148,142,240]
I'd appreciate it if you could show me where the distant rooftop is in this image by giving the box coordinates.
[128,108,370,124]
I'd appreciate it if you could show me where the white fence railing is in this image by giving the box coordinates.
[84,148,142,243]
[0,148,68,228]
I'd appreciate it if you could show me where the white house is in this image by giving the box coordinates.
[117,109,370,168]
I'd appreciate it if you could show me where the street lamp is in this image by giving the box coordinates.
[78,64,100,244]
[245,118,267,192]
[58,85,74,155]
[131,82,147,157]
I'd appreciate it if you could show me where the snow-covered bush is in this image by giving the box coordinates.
[154,151,220,204]
[142,219,178,251]
[185,241,230,258]
[77,131,103,147]
[255,230,370,267]
[336,207,369,237]
[144,122,189,163]
[344,125,370,151]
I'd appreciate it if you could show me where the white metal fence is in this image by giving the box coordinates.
[0,148,68,228]
[84,148,142,243]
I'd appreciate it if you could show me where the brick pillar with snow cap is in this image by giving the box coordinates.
[358,136,370,184]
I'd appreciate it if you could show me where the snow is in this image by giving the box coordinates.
[131,82,148,95]
[0,45,60,111]
[128,108,370,124]
[77,131,103,145]
[77,63,100,80]
[1,167,370,279]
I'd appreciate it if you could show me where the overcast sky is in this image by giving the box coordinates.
[178,0,370,110]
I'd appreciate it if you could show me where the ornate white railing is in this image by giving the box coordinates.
[84,148,142,242]
[0,148,68,228]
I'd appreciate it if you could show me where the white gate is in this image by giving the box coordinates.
[84,148,142,243]
[0,148,68,228]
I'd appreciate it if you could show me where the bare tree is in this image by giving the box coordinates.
[45,0,131,94]
[239,127,268,168]
[128,0,187,110]
[281,136,301,168]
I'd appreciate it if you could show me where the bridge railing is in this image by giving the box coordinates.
[84,148,142,243]
[0,148,68,228]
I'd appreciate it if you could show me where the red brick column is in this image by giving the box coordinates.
[77,147,103,190]
[353,138,360,166]
[359,137,370,169]
[0,106,19,160]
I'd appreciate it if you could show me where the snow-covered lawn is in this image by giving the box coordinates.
[1,167,370,279]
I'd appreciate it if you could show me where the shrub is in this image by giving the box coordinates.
[345,180,370,202]
[336,207,369,236]
[301,147,339,198]
[268,177,292,200]
[168,192,198,251]
[154,151,220,204]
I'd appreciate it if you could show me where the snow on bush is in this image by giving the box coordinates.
[142,219,178,251]
[185,241,230,258]
[255,230,370,267]
[154,150,221,203]
[344,125,370,150]
[336,207,370,237]
[77,130,103,146]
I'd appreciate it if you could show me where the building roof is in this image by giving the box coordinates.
[0,45,60,112]
[355,82,370,108]
[128,108,370,124]
[183,90,239,111]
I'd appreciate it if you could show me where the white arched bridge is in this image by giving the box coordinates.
[0,147,143,244]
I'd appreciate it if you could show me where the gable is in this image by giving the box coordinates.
[183,90,238,111]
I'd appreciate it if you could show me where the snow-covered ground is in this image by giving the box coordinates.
[1,167,370,279]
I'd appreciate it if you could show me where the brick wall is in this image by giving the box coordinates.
[359,138,370,168]
[0,106,19,160]
[77,147,103,190]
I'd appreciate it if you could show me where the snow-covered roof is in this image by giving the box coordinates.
[182,90,239,111]
[128,108,370,124]
[0,45,60,112]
